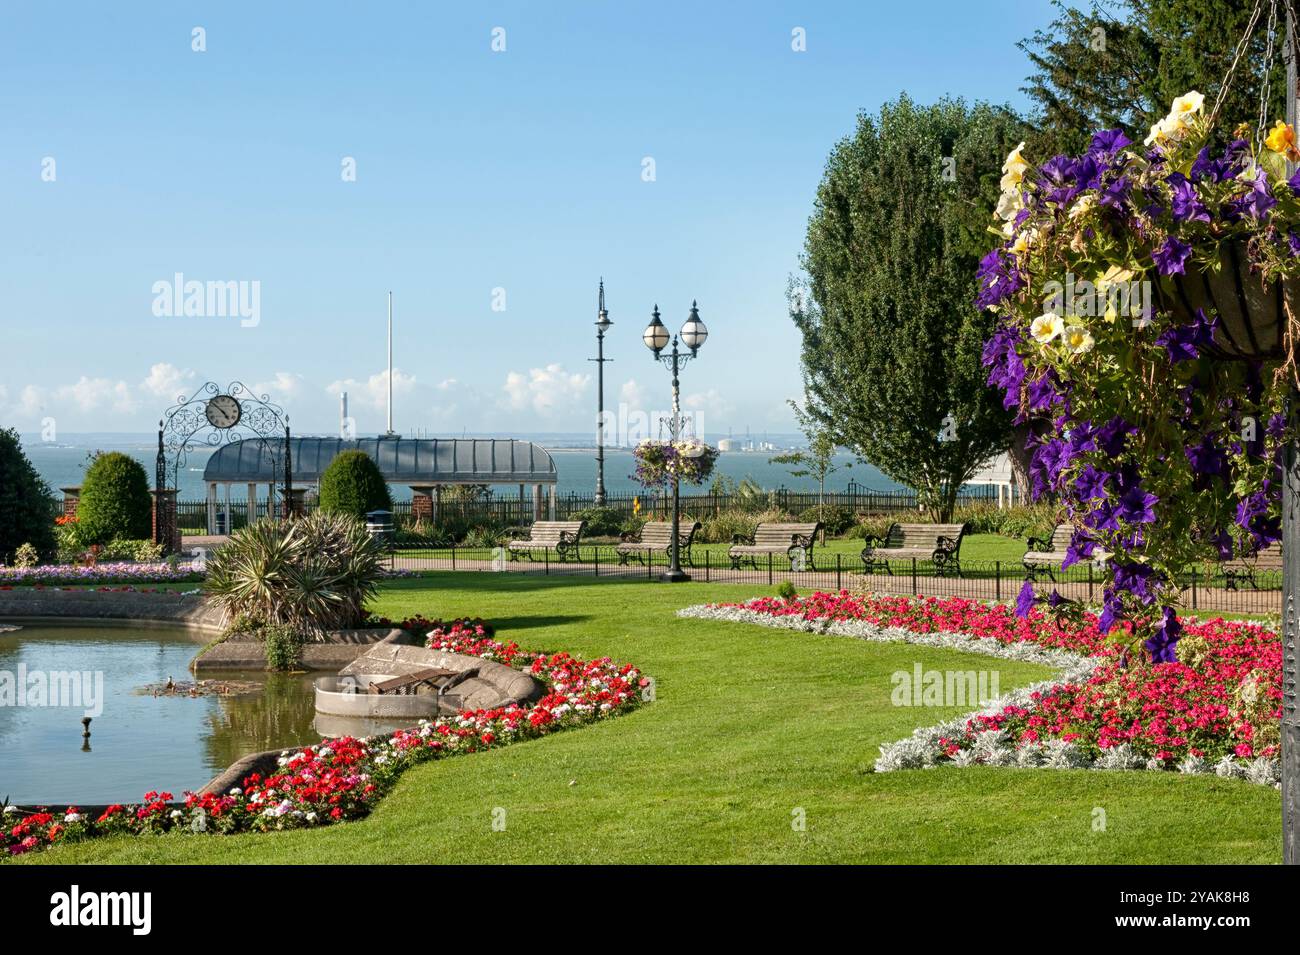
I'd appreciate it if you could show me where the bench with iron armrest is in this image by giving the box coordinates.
[1219,542,1283,591]
[616,520,702,567]
[728,522,821,571]
[860,523,967,578]
[506,520,586,562]
[1022,524,1075,582]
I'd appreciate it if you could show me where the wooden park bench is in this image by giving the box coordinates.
[507,520,586,562]
[860,522,968,578]
[616,520,702,567]
[1219,542,1283,591]
[1024,524,1079,582]
[729,522,822,571]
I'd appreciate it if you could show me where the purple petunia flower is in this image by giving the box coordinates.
[1095,417,1136,457]
[1026,370,1063,412]
[1112,561,1157,604]
[1014,579,1036,618]
[1061,529,1097,569]
[1115,483,1158,525]
[1154,307,1217,362]
[1143,606,1181,663]
[1088,128,1132,160]
[1225,167,1277,221]
[1097,589,1124,634]
[1191,139,1248,183]
[974,248,1024,311]
[1167,173,1210,224]
[1185,435,1228,478]
[1099,175,1131,211]
[1152,236,1192,275]
[1073,463,1110,501]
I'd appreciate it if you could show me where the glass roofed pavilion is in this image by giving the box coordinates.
[199,436,559,534]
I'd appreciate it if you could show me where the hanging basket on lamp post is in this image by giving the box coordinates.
[979,99,1300,659]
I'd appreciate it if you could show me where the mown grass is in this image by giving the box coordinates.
[20,573,1281,864]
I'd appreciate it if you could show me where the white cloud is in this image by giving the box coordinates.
[327,368,416,411]
[253,371,304,402]
[17,386,45,416]
[140,362,194,399]
[501,364,590,417]
[56,377,137,413]
[683,388,732,417]
[618,378,647,411]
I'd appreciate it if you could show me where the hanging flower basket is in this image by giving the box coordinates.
[632,439,718,488]
[1152,238,1300,358]
[978,89,1300,661]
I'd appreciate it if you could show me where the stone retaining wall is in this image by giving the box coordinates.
[195,627,419,672]
[0,589,223,636]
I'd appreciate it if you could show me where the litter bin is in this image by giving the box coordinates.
[215,511,229,535]
[365,509,395,549]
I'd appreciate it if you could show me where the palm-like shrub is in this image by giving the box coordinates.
[204,511,386,637]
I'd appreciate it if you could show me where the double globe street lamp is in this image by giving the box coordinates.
[643,301,709,582]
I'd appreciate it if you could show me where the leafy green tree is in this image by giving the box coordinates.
[1019,0,1287,158]
[0,428,56,563]
[770,402,848,528]
[317,450,392,519]
[76,451,152,545]
[792,95,1023,521]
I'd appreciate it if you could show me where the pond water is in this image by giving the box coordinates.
[0,625,406,805]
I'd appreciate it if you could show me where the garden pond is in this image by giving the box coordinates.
[0,624,409,804]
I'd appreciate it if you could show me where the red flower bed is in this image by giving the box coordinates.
[3,616,648,858]
[720,592,1280,765]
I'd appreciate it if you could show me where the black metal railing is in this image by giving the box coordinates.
[379,542,1283,617]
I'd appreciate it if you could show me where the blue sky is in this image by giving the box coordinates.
[0,0,1056,439]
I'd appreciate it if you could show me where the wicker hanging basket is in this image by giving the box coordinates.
[1151,239,1299,359]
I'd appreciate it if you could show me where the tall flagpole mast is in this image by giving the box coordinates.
[387,289,392,433]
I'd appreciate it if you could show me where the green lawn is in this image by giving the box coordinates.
[21,573,1281,864]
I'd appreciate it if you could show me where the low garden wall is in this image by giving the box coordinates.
[0,589,223,636]
[194,627,419,672]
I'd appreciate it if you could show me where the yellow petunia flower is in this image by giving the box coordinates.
[1063,326,1095,354]
[1169,91,1204,119]
[1030,311,1064,344]
[1265,120,1300,160]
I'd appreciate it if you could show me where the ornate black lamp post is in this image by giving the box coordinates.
[1283,0,1299,865]
[591,280,613,506]
[643,301,709,582]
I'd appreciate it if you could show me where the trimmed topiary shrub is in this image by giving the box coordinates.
[317,450,392,519]
[0,428,57,564]
[75,452,153,546]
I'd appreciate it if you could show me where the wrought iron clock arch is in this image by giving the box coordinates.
[154,381,293,548]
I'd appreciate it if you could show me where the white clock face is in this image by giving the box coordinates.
[205,395,242,429]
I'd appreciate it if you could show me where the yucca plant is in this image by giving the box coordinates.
[204,512,386,638]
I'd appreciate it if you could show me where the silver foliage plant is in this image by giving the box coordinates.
[678,602,1280,788]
